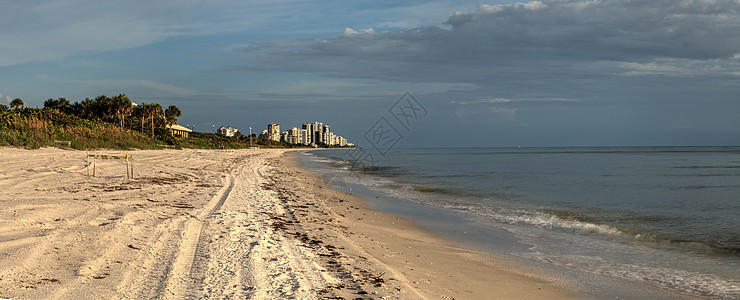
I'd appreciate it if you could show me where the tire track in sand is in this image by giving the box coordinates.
[162,168,237,299]
[150,151,330,299]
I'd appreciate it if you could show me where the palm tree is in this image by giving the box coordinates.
[72,98,95,120]
[148,103,164,137]
[111,94,133,128]
[92,95,114,121]
[165,105,182,127]
[133,102,149,132]
[10,98,24,110]
[43,98,71,113]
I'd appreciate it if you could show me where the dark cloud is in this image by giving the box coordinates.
[445,1,740,60]
[232,0,740,84]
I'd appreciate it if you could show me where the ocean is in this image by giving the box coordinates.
[299,147,740,299]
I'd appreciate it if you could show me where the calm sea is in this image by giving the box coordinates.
[301,147,740,299]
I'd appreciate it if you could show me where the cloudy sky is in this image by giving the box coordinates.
[2,0,739,147]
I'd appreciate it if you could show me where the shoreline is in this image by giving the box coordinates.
[0,147,573,299]
[293,149,714,300]
[277,151,578,299]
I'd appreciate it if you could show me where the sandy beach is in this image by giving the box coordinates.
[0,148,575,299]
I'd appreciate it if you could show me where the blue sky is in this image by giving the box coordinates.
[2,0,739,147]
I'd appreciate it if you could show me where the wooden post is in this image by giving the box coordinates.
[126,151,130,180]
[85,152,133,179]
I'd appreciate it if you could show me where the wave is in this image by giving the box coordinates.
[483,208,625,236]
[349,165,411,177]
[443,205,740,256]
[535,255,740,299]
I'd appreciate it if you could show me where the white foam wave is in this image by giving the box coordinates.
[537,255,740,299]
[443,205,627,238]
[493,210,623,236]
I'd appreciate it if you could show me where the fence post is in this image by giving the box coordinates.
[85,152,133,179]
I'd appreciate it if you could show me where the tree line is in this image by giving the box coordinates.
[5,94,181,137]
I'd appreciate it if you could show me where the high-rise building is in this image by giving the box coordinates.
[287,127,299,144]
[301,123,313,144]
[299,129,309,145]
[267,123,280,142]
[312,122,323,144]
[301,122,324,145]
[293,121,351,146]
[322,131,335,146]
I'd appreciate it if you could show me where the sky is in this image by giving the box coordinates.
[1,0,739,148]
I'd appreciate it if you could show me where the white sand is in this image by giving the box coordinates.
[0,148,575,299]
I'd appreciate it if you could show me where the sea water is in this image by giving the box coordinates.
[301,147,740,299]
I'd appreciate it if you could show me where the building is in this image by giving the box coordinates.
[299,129,309,145]
[272,121,352,147]
[267,123,281,142]
[217,126,239,137]
[286,127,300,144]
[302,122,325,145]
[323,131,335,146]
[321,125,331,145]
[166,124,193,138]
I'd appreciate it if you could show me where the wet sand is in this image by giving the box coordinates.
[0,148,575,299]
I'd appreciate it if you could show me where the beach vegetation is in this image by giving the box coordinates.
[10,98,24,110]
[0,107,159,149]
[1,93,309,150]
[165,105,181,127]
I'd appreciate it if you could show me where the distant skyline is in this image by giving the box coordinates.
[2,0,739,147]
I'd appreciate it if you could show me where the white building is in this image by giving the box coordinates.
[267,123,281,142]
[299,129,309,145]
[286,127,300,144]
[166,124,193,138]
[217,126,239,137]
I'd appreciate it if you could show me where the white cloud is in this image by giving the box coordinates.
[614,58,737,77]
[0,93,11,104]
[342,27,376,36]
